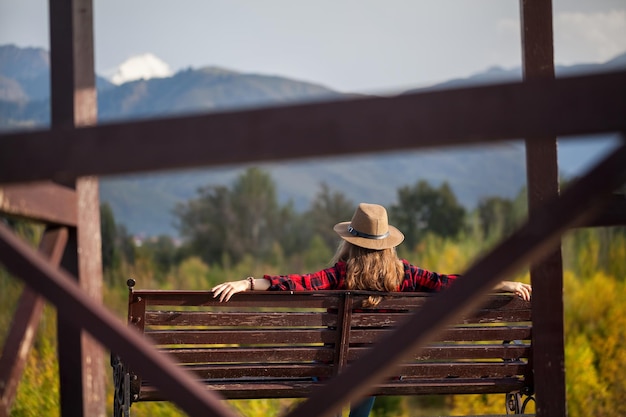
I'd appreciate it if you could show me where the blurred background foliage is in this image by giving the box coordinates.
[1,167,624,416]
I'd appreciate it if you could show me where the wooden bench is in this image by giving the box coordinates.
[111,279,535,416]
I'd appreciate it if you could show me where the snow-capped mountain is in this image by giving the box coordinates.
[105,53,173,85]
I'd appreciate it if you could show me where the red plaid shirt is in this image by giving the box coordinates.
[263,259,459,293]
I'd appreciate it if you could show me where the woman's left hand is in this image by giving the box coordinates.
[497,281,532,301]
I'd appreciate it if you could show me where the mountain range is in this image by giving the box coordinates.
[1,44,624,237]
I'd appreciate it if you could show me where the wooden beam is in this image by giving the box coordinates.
[0,182,77,226]
[0,224,240,417]
[49,0,84,413]
[580,194,626,227]
[287,142,626,417]
[0,70,625,185]
[520,1,566,416]
[0,227,68,417]
[75,178,104,417]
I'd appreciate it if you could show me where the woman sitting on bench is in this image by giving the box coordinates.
[212,202,532,417]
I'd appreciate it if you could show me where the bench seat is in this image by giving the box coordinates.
[112,280,534,416]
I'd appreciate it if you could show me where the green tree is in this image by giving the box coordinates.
[476,196,516,240]
[116,224,136,265]
[229,167,281,260]
[303,234,333,271]
[100,203,119,272]
[100,203,136,276]
[390,180,465,249]
[175,184,230,265]
[274,202,312,258]
[142,235,178,280]
[174,167,284,266]
[175,256,210,289]
[308,183,354,251]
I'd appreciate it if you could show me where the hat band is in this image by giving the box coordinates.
[348,225,390,240]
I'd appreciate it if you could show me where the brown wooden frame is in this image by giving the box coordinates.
[1,0,625,416]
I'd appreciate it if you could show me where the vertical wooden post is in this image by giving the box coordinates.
[520,1,567,416]
[49,0,104,416]
[77,178,105,417]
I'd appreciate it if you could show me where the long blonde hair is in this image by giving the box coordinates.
[332,241,404,307]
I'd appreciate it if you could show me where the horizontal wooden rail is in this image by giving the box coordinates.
[0,182,77,226]
[0,71,625,185]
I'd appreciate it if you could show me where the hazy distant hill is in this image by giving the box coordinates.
[100,144,527,237]
[0,44,51,102]
[411,51,626,92]
[97,66,342,122]
[0,44,113,128]
[1,44,624,236]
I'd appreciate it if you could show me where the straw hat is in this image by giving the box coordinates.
[333,203,404,250]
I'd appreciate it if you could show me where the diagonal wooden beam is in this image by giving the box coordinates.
[580,193,626,227]
[0,70,625,185]
[0,226,68,417]
[0,224,241,417]
[0,182,77,226]
[286,141,626,417]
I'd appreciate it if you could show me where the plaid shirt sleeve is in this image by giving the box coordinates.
[399,259,460,293]
[263,262,347,291]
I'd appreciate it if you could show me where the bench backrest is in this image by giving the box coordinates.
[125,288,533,402]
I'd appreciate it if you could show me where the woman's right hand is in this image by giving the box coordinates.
[211,279,251,302]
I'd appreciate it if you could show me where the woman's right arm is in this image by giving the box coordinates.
[212,263,346,302]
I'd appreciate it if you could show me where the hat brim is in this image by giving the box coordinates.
[333,221,405,250]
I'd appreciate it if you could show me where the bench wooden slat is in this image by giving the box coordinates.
[162,344,529,364]
[395,361,529,379]
[347,293,529,310]
[155,361,528,380]
[146,326,531,345]
[176,363,335,379]
[138,380,322,401]
[146,311,337,327]
[349,325,531,343]
[143,301,530,327]
[146,328,338,345]
[349,344,530,361]
[137,377,527,401]
[352,309,531,325]
[165,346,335,363]
[136,291,341,308]
[372,377,527,396]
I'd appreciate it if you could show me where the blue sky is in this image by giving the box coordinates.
[1,0,625,93]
